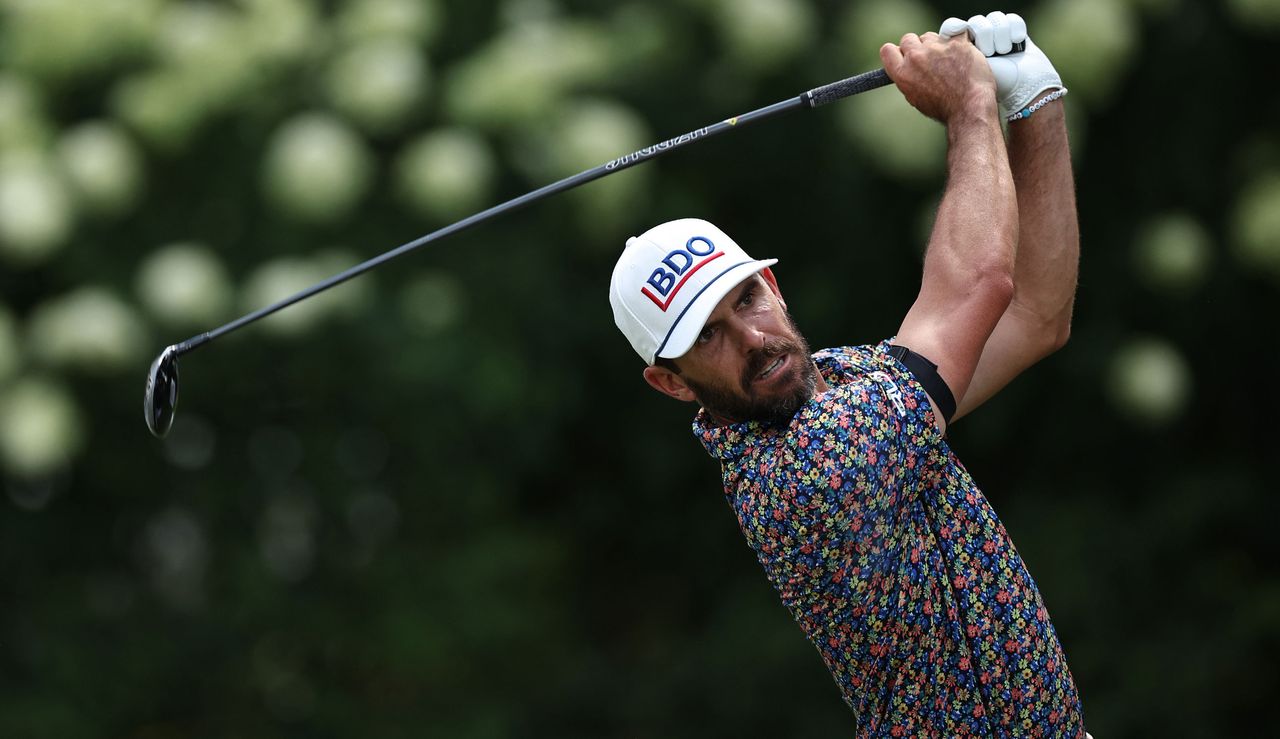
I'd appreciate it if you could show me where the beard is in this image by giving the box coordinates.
[685,312,819,426]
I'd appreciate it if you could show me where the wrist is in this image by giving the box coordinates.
[947,87,1001,130]
[1006,88,1067,124]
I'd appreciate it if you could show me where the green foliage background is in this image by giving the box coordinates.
[1,0,1278,737]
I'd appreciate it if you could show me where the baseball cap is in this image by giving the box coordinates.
[610,218,777,364]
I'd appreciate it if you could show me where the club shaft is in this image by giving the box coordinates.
[173,68,893,356]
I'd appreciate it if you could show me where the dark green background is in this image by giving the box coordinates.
[2,0,1277,736]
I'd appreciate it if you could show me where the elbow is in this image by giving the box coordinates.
[974,229,1018,310]
[1044,297,1076,356]
[1030,310,1072,362]
[975,266,1016,313]
[1049,314,1072,353]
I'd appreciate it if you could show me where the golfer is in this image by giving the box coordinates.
[611,12,1086,737]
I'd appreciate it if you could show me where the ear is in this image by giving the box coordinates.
[642,365,697,403]
[759,267,786,309]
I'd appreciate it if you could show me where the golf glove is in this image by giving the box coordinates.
[940,11,1064,120]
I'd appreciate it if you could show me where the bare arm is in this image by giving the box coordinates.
[952,96,1078,421]
[881,33,1018,433]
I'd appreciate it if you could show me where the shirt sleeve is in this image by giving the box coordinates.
[872,338,948,439]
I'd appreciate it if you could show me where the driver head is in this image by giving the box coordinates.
[144,345,180,438]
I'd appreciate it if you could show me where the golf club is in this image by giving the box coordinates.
[143,47,1020,439]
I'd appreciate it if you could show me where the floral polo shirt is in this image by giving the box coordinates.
[693,341,1085,737]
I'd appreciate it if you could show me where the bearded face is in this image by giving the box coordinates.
[644,273,824,425]
[679,300,819,425]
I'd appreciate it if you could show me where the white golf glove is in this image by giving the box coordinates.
[940,11,1064,120]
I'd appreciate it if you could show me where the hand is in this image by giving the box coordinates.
[940,11,1064,120]
[879,32,997,124]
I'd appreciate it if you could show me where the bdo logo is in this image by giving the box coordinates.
[640,236,724,311]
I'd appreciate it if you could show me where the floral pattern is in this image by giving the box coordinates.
[694,341,1085,737]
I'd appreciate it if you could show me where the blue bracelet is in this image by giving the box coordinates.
[1007,88,1068,122]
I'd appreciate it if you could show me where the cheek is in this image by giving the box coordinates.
[756,310,791,337]
[685,355,741,389]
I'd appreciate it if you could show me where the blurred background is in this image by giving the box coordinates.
[1,0,1277,736]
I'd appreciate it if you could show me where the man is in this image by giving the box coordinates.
[609,11,1086,738]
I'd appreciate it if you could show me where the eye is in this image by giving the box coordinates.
[697,325,716,344]
[738,285,756,308]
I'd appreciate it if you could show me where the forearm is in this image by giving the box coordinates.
[923,97,1019,303]
[1006,95,1078,345]
[952,97,1077,419]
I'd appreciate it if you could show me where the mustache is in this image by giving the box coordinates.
[741,337,801,391]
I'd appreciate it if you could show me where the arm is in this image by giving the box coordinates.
[952,96,1078,420]
[880,33,1018,434]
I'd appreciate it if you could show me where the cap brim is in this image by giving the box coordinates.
[654,258,778,361]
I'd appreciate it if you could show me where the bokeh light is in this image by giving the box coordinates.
[839,0,935,71]
[396,128,497,221]
[837,0,944,179]
[135,242,234,326]
[262,113,374,224]
[336,0,442,45]
[151,0,266,116]
[56,121,144,216]
[840,91,945,180]
[1226,0,1280,26]
[444,19,615,129]
[0,376,83,478]
[710,0,815,72]
[0,306,19,383]
[1132,213,1213,295]
[1107,337,1193,425]
[155,0,241,68]
[0,0,159,82]
[325,39,430,134]
[111,69,209,151]
[529,98,652,233]
[0,151,73,264]
[112,0,320,151]
[1035,0,1138,106]
[1231,171,1280,277]
[240,0,322,66]
[27,287,148,372]
[0,74,50,151]
[240,250,370,335]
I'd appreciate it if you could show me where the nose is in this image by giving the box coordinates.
[727,315,768,354]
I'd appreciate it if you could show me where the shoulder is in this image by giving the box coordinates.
[812,343,884,379]
[805,340,943,446]
[813,340,916,384]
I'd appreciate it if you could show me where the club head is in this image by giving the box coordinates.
[144,345,180,438]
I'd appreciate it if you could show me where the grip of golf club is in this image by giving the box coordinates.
[802,40,1027,109]
[803,69,892,108]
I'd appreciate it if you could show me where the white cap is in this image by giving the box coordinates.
[610,218,777,364]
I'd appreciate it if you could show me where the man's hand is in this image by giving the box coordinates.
[940,12,1064,120]
[879,32,997,124]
